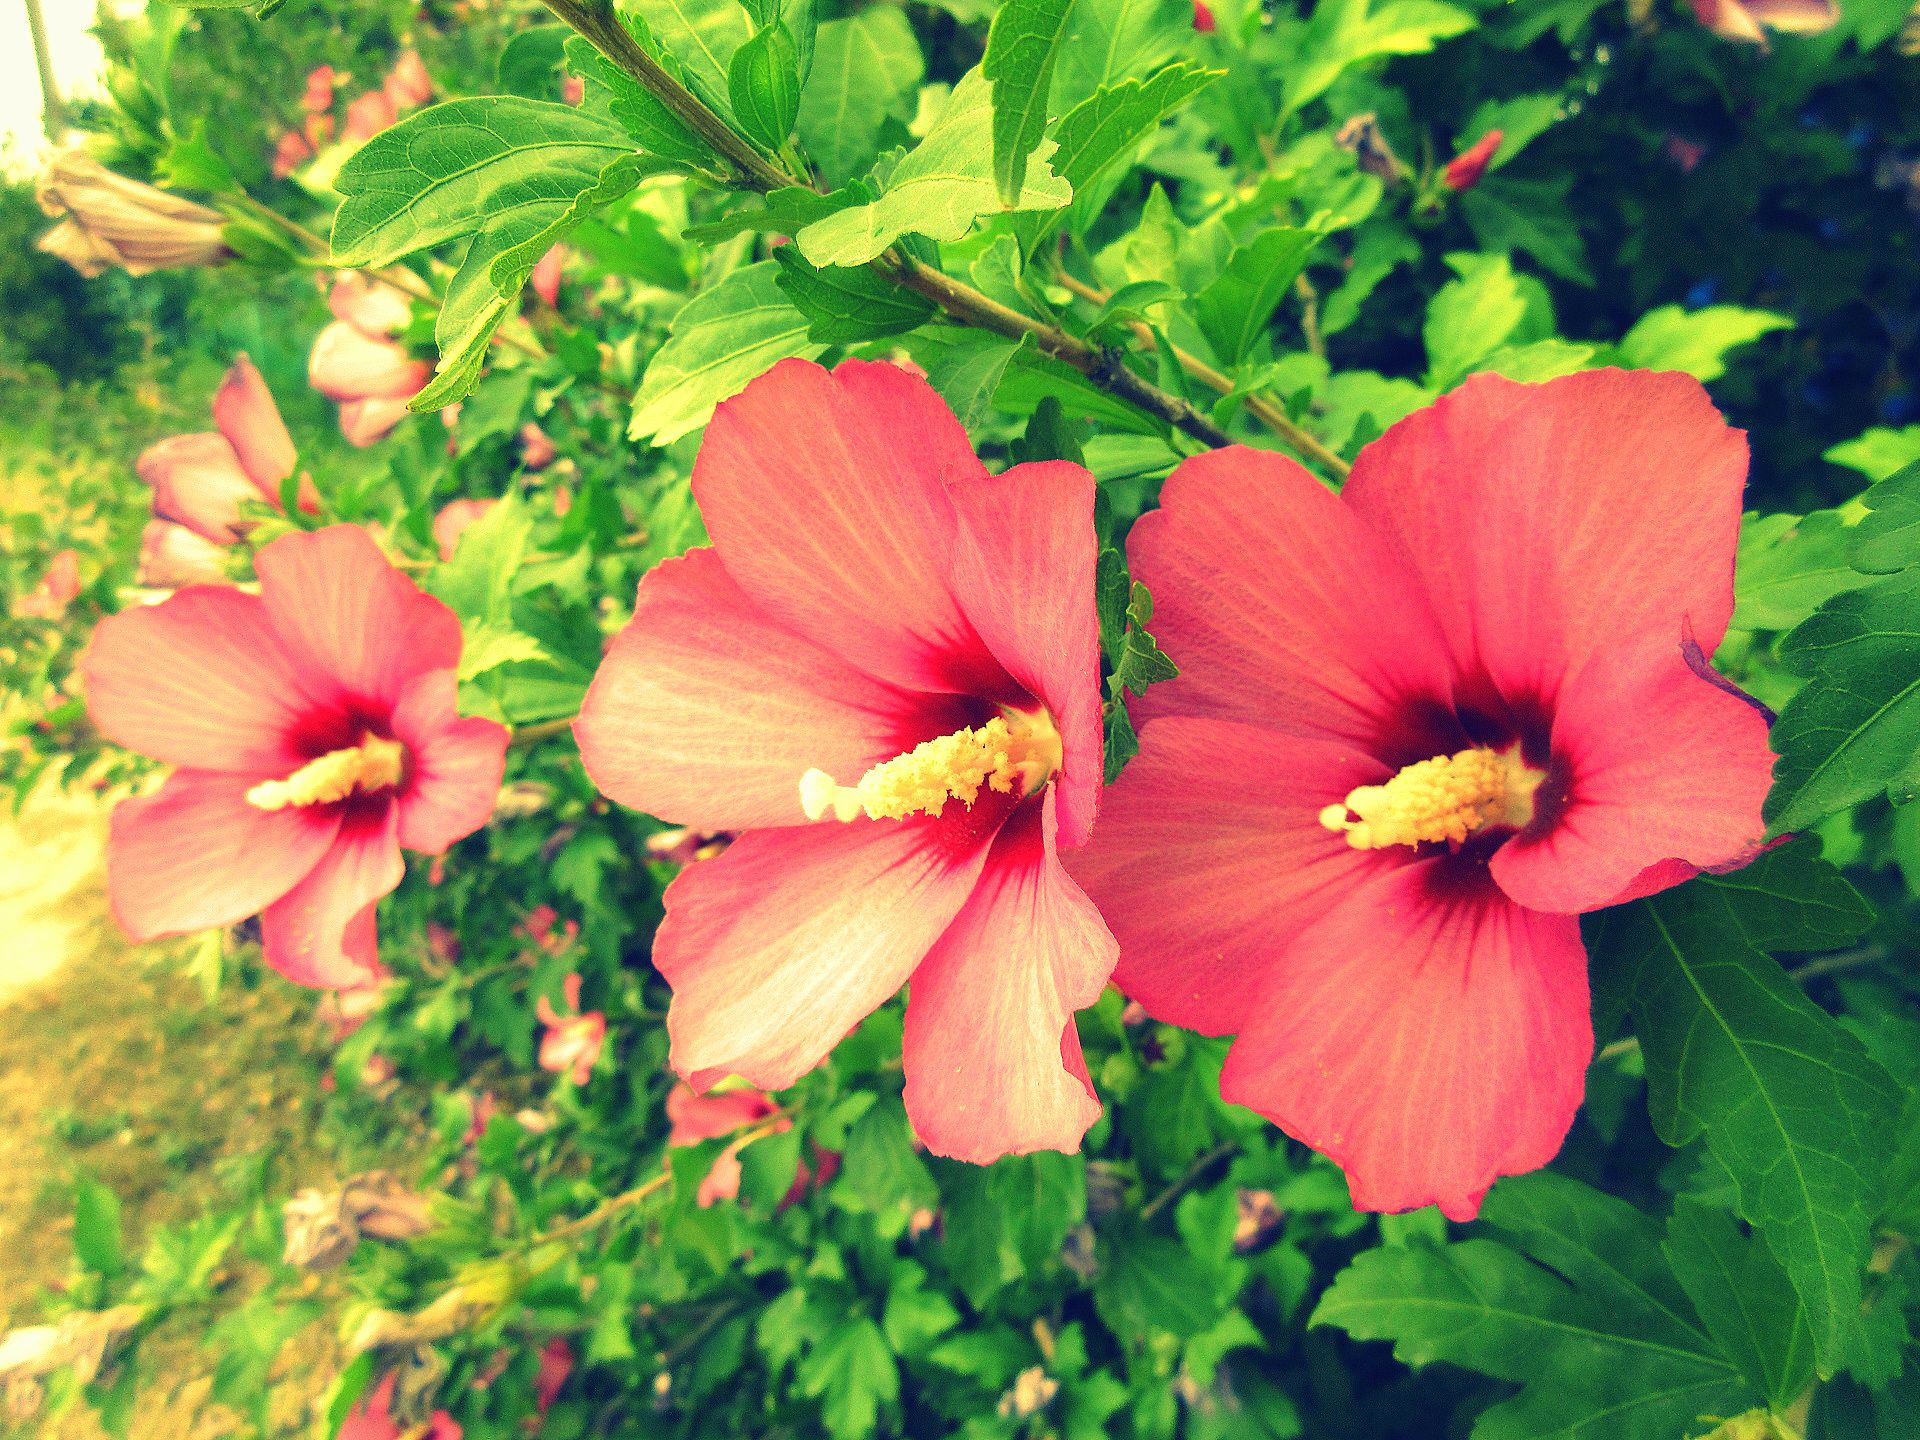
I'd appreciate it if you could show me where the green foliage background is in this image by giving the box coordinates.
[3,0,1920,1437]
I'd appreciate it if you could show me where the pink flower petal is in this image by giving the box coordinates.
[666,1082,778,1145]
[1219,859,1590,1220]
[259,803,402,988]
[212,354,298,501]
[254,525,463,716]
[655,816,991,1090]
[83,586,311,774]
[1068,716,1390,1035]
[389,669,508,853]
[338,395,418,447]
[1344,369,1749,712]
[107,769,340,938]
[692,359,1003,694]
[309,321,428,401]
[1492,659,1774,914]
[1127,445,1454,750]
[902,795,1114,1162]
[342,89,399,145]
[135,432,262,543]
[137,520,229,589]
[575,547,953,832]
[529,246,564,308]
[947,460,1104,848]
[328,274,414,337]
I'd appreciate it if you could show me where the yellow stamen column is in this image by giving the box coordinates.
[1320,744,1545,851]
[247,735,406,811]
[800,708,1063,824]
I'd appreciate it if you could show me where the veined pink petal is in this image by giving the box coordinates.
[389,669,509,853]
[1128,445,1454,750]
[575,547,957,832]
[260,803,401,988]
[136,432,262,544]
[948,461,1104,848]
[338,395,418,447]
[1492,659,1774,914]
[692,359,1003,694]
[83,586,311,773]
[328,273,414,338]
[309,321,428,401]
[1344,369,1749,710]
[107,769,339,938]
[254,526,463,716]
[212,354,298,500]
[1220,860,1590,1220]
[655,817,991,1090]
[1068,716,1390,1035]
[137,520,229,588]
[902,795,1114,1162]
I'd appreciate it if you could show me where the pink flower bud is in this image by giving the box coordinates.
[35,149,230,278]
[1442,129,1503,192]
[383,50,434,112]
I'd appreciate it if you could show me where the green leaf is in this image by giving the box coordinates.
[1285,0,1475,113]
[1731,509,1868,634]
[983,0,1079,205]
[937,1153,1085,1306]
[74,1175,125,1278]
[1825,425,1920,483]
[1460,176,1592,285]
[1618,305,1793,384]
[626,0,752,115]
[772,249,935,343]
[1849,456,1920,576]
[795,9,924,186]
[736,1125,803,1210]
[567,31,714,165]
[794,70,1073,267]
[1768,567,1920,829]
[1313,1226,1757,1439]
[915,330,1031,432]
[729,23,802,151]
[1663,1200,1817,1408]
[1042,63,1220,238]
[836,1099,939,1218]
[1472,338,1594,383]
[1095,1220,1222,1342]
[1424,252,1526,389]
[1053,0,1190,114]
[795,1316,898,1438]
[431,492,533,625]
[1593,851,1902,1372]
[331,97,634,267]
[629,261,824,444]
[1194,227,1321,366]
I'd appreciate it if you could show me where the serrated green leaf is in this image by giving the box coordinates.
[1313,1230,1756,1440]
[1095,1220,1222,1341]
[626,0,752,115]
[1664,1200,1816,1408]
[1731,509,1868,634]
[630,261,824,444]
[1474,338,1594,383]
[795,9,924,186]
[1825,425,1920,483]
[1596,854,1903,1373]
[331,97,634,268]
[1768,567,1920,829]
[984,0,1078,205]
[1053,0,1190,113]
[1424,252,1526,389]
[1460,175,1592,286]
[1194,226,1321,365]
[1285,0,1475,113]
[1619,305,1793,384]
[772,248,935,343]
[566,31,714,165]
[795,1316,898,1437]
[794,70,1072,267]
[1041,63,1219,239]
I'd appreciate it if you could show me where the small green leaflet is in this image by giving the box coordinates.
[331,97,635,267]
[772,250,936,344]
[728,23,802,151]
[1729,509,1867,635]
[794,70,1072,268]
[983,0,1078,205]
[567,32,714,166]
[1194,226,1321,366]
[629,261,824,444]
[1285,0,1475,114]
[1097,561,1178,780]
[1040,62,1220,241]
[625,0,752,117]
[795,9,924,186]
[1052,0,1191,115]
[1766,459,1920,830]
[1314,1174,1763,1440]
[1618,305,1792,383]
[1588,845,1900,1374]
[1423,252,1526,389]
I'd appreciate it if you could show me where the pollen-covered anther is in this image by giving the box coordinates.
[247,734,406,811]
[1319,744,1545,851]
[799,709,1063,823]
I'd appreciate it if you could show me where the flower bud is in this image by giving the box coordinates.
[36,150,230,278]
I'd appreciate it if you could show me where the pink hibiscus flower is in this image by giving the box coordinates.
[340,1372,460,1440]
[574,359,1114,1163]
[1069,370,1774,1219]
[136,355,315,544]
[535,1337,573,1412]
[15,549,80,620]
[1442,129,1502,192]
[84,526,509,989]
[1690,0,1837,43]
[536,973,605,1084]
[310,275,429,447]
